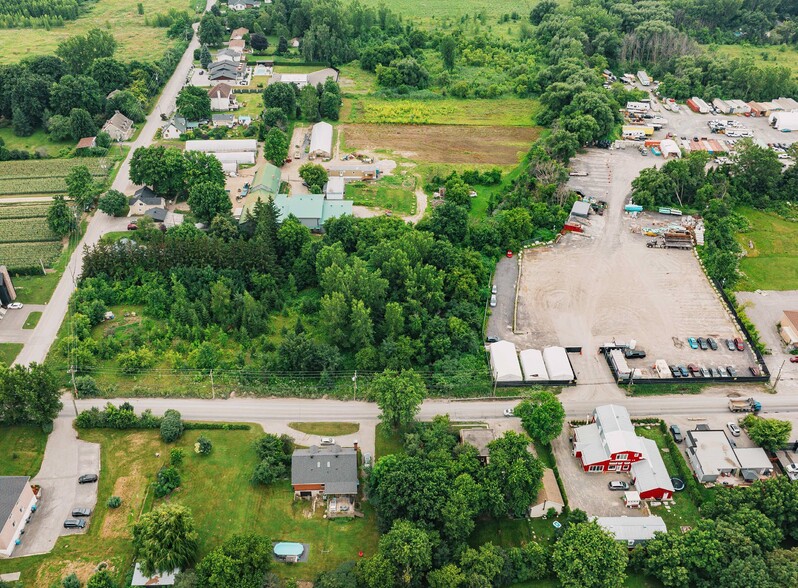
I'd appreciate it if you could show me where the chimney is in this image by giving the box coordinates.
[353,440,359,452]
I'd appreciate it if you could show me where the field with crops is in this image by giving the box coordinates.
[345,97,538,126]
[0,158,110,196]
[0,203,64,270]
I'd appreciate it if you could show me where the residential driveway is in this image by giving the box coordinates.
[0,305,46,344]
[486,255,518,341]
[264,420,378,458]
[14,411,100,556]
[551,428,646,517]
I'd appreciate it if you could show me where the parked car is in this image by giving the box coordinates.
[71,508,92,517]
[491,285,497,294]
[727,422,741,437]
[710,367,721,378]
[790,356,798,364]
[506,251,513,258]
[623,348,646,359]
[678,365,689,377]
[127,222,138,230]
[669,424,683,443]
[725,338,736,351]
[320,437,335,446]
[688,337,698,349]
[485,336,499,343]
[749,366,761,376]
[727,366,738,377]
[688,363,700,375]
[697,337,708,350]
[707,338,718,350]
[7,302,23,309]
[78,474,98,484]
[717,366,729,377]
[63,519,86,529]
[489,294,497,307]
[363,453,372,467]
[700,367,711,377]
[503,408,515,417]
[669,365,681,377]
[608,481,629,491]
[734,338,745,351]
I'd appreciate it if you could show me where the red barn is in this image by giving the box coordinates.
[573,405,645,472]
[632,438,674,500]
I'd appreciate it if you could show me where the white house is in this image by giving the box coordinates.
[528,469,565,518]
[208,83,237,111]
[309,121,333,158]
[128,187,165,217]
[595,516,667,547]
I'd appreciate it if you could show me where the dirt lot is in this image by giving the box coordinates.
[341,124,540,164]
[510,148,757,390]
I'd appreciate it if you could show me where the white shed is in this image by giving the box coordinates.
[208,151,255,165]
[310,121,333,158]
[490,341,522,383]
[542,347,574,381]
[770,111,798,132]
[185,139,257,153]
[325,176,345,200]
[519,349,549,382]
[660,139,681,158]
[713,98,731,114]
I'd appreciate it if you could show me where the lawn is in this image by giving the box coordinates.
[0,0,196,64]
[735,207,798,291]
[345,173,417,215]
[288,422,360,436]
[0,128,72,156]
[236,93,265,119]
[23,311,42,329]
[357,0,538,21]
[712,43,798,78]
[375,423,405,458]
[346,97,539,126]
[0,425,47,476]
[0,426,379,586]
[0,342,22,366]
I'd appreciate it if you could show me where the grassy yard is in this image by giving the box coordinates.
[346,97,539,126]
[0,128,72,156]
[23,311,42,329]
[345,173,417,215]
[712,43,798,78]
[629,381,708,396]
[357,0,543,21]
[0,0,195,64]
[288,422,360,436]
[735,207,798,291]
[0,425,48,477]
[0,426,379,586]
[375,423,405,458]
[0,342,21,366]
[236,93,265,119]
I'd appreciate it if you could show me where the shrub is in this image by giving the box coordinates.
[160,409,184,442]
[170,448,185,467]
[75,375,102,397]
[194,435,212,455]
[63,573,81,588]
[183,422,250,431]
[107,496,122,509]
[154,465,181,498]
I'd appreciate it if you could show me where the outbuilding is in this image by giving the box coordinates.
[0,477,37,557]
[713,98,732,114]
[185,139,257,153]
[325,176,346,200]
[687,97,710,114]
[571,200,591,218]
[631,438,675,500]
[309,121,333,158]
[528,468,565,518]
[542,346,574,382]
[659,139,681,158]
[490,340,522,383]
[131,564,178,586]
[770,111,798,132]
[460,428,495,464]
[595,516,667,547]
[780,310,798,348]
[519,349,549,382]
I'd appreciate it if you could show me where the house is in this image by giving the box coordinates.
[240,162,282,222]
[131,563,178,587]
[0,476,37,557]
[459,428,495,464]
[573,405,645,472]
[595,516,667,547]
[161,116,197,140]
[270,68,339,89]
[230,27,248,41]
[101,110,134,141]
[325,176,346,200]
[631,438,675,500]
[686,429,772,483]
[144,208,184,228]
[489,340,522,383]
[128,187,165,217]
[0,265,17,307]
[228,39,246,52]
[227,0,247,10]
[208,61,241,82]
[212,113,236,128]
[291,444,358,499]
[273,194,353,231]
[215,48,241,63]
[780,310,798,348]
[309,121,333,158]
[76,136,96,150]
[144,207,167,223]
[208,83,237,111]
[529,468,565,518]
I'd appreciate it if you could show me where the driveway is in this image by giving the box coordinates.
[13,412,100,556]
[0,305,45,344]
[485,255,518,341]
[270,420,378,458]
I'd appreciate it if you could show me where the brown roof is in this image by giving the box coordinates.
[228,39,245,50]
[784,311,798,330]
[230,27,248,40]
[76,136,96,149]
[208,83,234,99]
[534,468,564,507]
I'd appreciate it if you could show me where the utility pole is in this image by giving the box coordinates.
[69,365,78,415]
[772,359,787,391]
[210,369,215,398]
[352,371,357,401]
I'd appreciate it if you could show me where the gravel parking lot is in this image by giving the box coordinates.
[486,256,518,342]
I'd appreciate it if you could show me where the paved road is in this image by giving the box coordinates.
[13,1,215,368]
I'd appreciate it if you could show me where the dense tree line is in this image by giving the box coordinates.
[0,0,82,29]
[0,363,62,428]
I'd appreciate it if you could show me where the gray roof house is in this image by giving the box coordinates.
[101,110,134,141]
[595,516,667,547]
[212,113,235,127]
[128,187,165,217]
[686,429,772,483]
[291,444,358,497]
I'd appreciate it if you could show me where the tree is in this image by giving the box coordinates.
[198,13,225,46]
[86,571,116,588]
[443,174,471,207]
[514,391,565,445]
[319,91,341,120]
[439,36,457,70]
[56,29,117,74]
[106,89,145,122]
[160,409,184,442]
[98,190,128,217]
[69,108,97,142]
[184,150,225,190]
[88,57,129,95]
[195,435,212,455]
[199,45,212,69]
[130,146,187,198]
[484,431,544,518]
[298,84,320,121]
[47,195,77,237]
[177,86,211,121]
[51,75,104,117]
[46,114,73,142]
[196,534,273,588]
[264,127,289,166]
[262,107,287,130]
[250,33,269,52]
[372,368,426,429]
[262,83,297,119]
[62,573,81,588]
[133,504,199,576]
[251,433,293,485]
[743,415,792,453]
[277,36,288,54]
[552,522,628,588]
[426,201,468,244]
[75,375,101,397]
[188,181,232,223]
[66,164,99,209]
[298,163,328,193]
[357,520,433,588]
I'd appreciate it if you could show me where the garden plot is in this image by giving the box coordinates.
[0,158,109,196]
[0,203,63,270]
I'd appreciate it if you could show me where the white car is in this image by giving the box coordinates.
[320,437,335,446]
[7,302,23,309]
[489,294,497,307]
[503,408,515,417]
[727,422,741,437]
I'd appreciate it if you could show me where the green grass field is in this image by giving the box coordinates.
[23,311,42,329]
[345,173,417,215]
[0,425,48,477]
[0,128,72,155]
[345,97,539,127]
[288,422,360,436]
[358,0,535,21]
[0,342,22,366]
[735,207,798,291]
[0,0,195,64]
[712,44,798,78]
[375,423,405,458]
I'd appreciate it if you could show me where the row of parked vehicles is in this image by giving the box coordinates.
[687,336,745,351]
[668,364,751,378]
[64,474,98,529]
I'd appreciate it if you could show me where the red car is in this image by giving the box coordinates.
[506,250,513,258]
[127,222,138,230]
[734,338,745,351]
[790,356,798,364]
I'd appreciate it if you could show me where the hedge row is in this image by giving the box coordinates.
[75,404,250,431]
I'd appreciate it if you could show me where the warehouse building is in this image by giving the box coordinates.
[185,139,257,153]
[309,121,333,158]
[519,349,549,382]
[596,516,666,547]
[659,139,681,158]
[770,111,798,132]
[542,346,574,382]
[490,341,522,382]
[687,97,710,114]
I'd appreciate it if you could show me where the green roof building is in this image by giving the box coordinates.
[239,163,282,223]
[273,194,353,231]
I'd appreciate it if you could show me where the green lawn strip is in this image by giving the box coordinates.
[735,207,798,291]
[22,311,42,329]
[0,342,22,366]
[375,423,405,458]
[288,422,360,436]
[629,381,708,396]
[0,425,48,476]
[345,174,416,215]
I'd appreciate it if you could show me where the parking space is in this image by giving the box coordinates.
[485,255,518,342]
[0,305,46,344]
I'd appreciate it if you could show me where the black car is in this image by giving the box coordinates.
[669,424,683,443]
[677,364,689,377]
[727,366,738,377]
[697,337,708,350]
[485,336,499,343]
[78,474,98,484]
[63,519,86,529]
[707,338,718,350]
[72,508,92,517]
[669,365,681,377]
[725,339,736,351]
[623,348,646,359]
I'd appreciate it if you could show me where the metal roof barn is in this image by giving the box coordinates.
[542,346,574,381]
[309,122,333,158]
[490,341,522,382]
[185,139,257,153]
[520,349,549,382]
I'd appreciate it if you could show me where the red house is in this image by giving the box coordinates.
[573,405,645,472]
[631,438,674,500]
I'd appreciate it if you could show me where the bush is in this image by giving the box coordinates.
[63,573,81,588]
[75,376,102,397]
[194,435,212,455]
[183,422,250,431]
[154,465,181,498]
[160,409,184,442]
[107,495,122,509]
[170,448,185,467]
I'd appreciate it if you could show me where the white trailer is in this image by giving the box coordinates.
[637,70,651,86]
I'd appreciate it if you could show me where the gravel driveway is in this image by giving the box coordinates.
[486,255,518,341]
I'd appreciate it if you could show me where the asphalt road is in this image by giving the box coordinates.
[13,2,215,368]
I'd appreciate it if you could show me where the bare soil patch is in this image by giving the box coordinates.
[36,560,97,588]
[342,124,539,164]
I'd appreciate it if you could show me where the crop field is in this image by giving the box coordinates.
[342,124,539,164]
[0,203,51,219]
[0,158,110,196]
[0,0,196,64]
[345,97,539,126]
[0,203,63,270]
[0,218,58,243]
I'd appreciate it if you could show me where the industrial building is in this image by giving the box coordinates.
[519,349,549,382]
[687,97,710,114]
[309,121,333,158]
[185,139,257,165]
[659,139,681,158]
[273,194,353,231]
[686,429,772,483]
[489,340,523,382]
[770,111,798,132]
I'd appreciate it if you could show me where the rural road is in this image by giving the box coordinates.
[13,0,216,368]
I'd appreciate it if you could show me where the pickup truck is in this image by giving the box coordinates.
[728,398,761,413]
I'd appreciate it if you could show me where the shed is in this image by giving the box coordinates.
[770,111,798,132]
[519,349,549,382]
[459,428,495,464]
[209,151,255,165]
[76,136,96,150]
[528,468,565,517]
[571,200,591,218]
[687,97,710,114]
[309,121,333,158]
[185,139,257,153]
[774,97,798,112]
[660,139,681,158]
[623,491,641,508]
[631,438,675,500]
[726,99,751,113]
[595,516,667,547]
[490,340,522,383]
[713,98,731,114]
[131,564,178,586]
[542,347,574,382]
[325,176,346,200]
[780,310,798,347]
